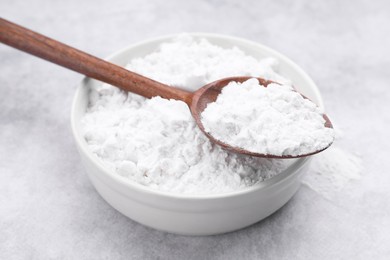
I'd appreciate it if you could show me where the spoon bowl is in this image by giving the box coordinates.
[190,76,334,158]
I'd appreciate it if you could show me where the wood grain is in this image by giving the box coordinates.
[0,18,193,104]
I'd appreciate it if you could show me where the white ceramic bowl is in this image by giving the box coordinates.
[71,33,322,236]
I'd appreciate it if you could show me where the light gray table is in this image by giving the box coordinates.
[1,1,389,259]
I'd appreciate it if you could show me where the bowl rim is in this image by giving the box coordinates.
[71,32,318,200]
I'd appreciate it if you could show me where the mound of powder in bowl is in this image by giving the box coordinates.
[82,35,295,195]
[201,79,335,156]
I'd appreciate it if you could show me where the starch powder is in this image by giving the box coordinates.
[201,79,335,156]
[302,128,362,199]
[82,35,294,194]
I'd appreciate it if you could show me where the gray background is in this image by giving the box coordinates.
[1,0,389,259]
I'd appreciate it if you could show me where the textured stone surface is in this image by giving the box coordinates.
[1,0,389,259]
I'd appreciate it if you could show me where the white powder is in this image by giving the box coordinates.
[201,79,335,156]
[126,35,290,92]
[302,128,362,199]
[82,35,294,194]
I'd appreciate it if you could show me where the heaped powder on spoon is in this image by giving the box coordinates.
[201,79,335,156]
[82,35,297,194]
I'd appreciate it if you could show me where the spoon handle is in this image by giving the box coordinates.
[0,18,192,103]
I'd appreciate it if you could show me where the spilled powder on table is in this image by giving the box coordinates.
[302,129,362,199]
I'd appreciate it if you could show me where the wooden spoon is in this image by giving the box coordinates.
[0,18,333,158]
